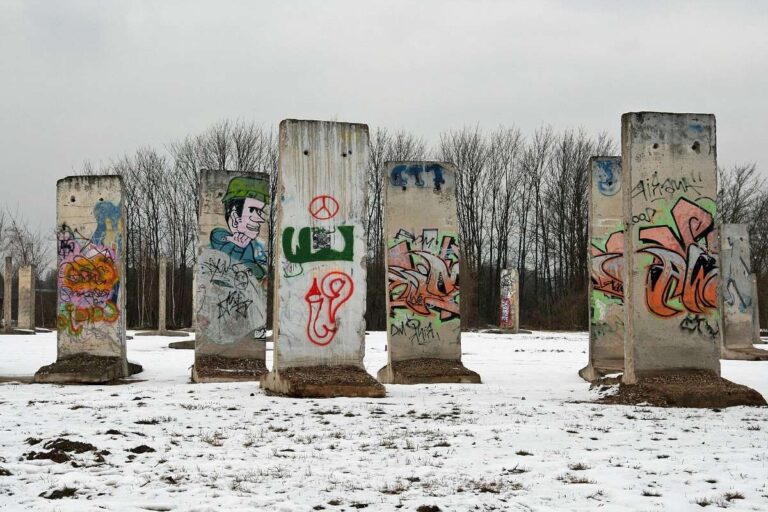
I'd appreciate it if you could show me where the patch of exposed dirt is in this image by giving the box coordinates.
[128,445,156,454]
[39,487,77,499]
[24,437,98,464]
[596,370,767,408]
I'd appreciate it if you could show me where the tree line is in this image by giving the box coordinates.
[1,120,766,331]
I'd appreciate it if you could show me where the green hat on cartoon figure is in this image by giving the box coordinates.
[222,176,270,205]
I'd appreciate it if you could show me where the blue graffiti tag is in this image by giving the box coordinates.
[595,160,620,196]
[92,200,122,248]
[390,163,446,190]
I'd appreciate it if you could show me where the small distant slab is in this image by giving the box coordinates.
[169,339,195,350]
[134,330,189,337]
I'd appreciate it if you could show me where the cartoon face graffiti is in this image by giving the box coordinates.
[210,176,269,279]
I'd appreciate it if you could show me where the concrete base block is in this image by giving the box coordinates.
[721,347,768,361]
[483,328,533,335]
[261,366,385,398]
[377,358,481,385]
[34,355,141,384]
[578,359,624,382]
[598,370,767,408]
[191,355,268,383]
[169,339,195,350]
[134,330,189,337]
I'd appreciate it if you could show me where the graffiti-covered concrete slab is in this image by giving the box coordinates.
[193,170,271,382]
[499,269,520,333]
[35,175,139,383]
[622,112,721,383]
[721,224,768,360]
[262,119,384,397]
[580,157,624,381]
[376,162,480,385]
[17,265,36,332]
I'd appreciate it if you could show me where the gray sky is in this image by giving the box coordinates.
[2,0,767,231]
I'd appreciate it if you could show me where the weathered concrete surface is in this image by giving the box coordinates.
[622,113,721,385]
[192,170,271,382]
[262,119,384,397]
[2,257,12,333]
[375,161,479,385]
[169,339,195,350]
[580,157,625,381]
[35,175,133,383]
[499,268,520,333]
[720,224,768,360]
[17,265,36,332]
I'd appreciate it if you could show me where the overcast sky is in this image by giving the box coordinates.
[2,0,767,231]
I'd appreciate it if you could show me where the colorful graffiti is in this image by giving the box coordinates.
[210,175,269,280]
[305,271,354,346]
[591,231,625,299]
[388,228,460,321]
[57,203,122,337]
[638,197,718,318]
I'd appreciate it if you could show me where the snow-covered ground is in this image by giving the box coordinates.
[0,331,766,511]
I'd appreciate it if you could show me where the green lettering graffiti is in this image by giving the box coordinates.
[282,226,354,263]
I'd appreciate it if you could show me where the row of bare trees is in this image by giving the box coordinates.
[3,120,767,331]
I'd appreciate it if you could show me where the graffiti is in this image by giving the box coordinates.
[631,171,704,203]
[680,313,719,338]
[390,164,445,190]
[308,195,340,220]
[388,229,459,321]
[723,235,753,312]
[638,197,718,318]
[591,231,624,299]
[282,261,304,278]
[58,302,119,336]
[200,256,256,291]
[57,202,122,338]
[595,159,620,196]
[282,226,354,263]
[632,207,657,224]
[216,290,253,320]
[210,175,269,279]
[390,317,440,345]
[305,272,354,346]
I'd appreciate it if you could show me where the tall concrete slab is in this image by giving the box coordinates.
[720,224,768,360]
[2,257,11,332]
[35,175,138,383]
[622,113,721,384]
[158,257,168,333]
[262,119,384,397]
[193,170,271,382]
[499,268,520,333]
[580,157,625,381]
[376,162,480,385]
[17,265,36,332]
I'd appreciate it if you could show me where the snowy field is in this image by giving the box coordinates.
[0,331,767,512]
